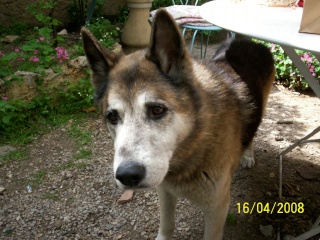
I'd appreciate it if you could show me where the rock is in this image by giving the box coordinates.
[0,145,16,157]
[259,225,273,237]
[7,171,12,178]
[0,35,19,43]
[1,71,38,101]
[68,56,88,69]
[112,42,122,54]
[296,168,320,181]
[275,136,284,141]
[276,120,294,124]
[105,224,113,231]
[62,171,73,179]
[57,29,68,36]
[283,236,295,240]
[0,187,6,195]
[1,58,88,101]
[54,220,63,229]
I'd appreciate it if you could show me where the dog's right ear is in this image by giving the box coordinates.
[81,27,120,101]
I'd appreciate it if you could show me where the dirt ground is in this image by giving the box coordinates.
[1,42,320,240]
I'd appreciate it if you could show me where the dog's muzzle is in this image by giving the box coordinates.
[115,162,146,188]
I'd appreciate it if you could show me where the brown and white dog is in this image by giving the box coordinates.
[81,9,274,240]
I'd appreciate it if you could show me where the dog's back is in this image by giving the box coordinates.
[212,38,275,149]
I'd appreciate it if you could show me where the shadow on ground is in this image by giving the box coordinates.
[0,40,319,240]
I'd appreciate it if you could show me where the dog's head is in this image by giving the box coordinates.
[82,9,199,189]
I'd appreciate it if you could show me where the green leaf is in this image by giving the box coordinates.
[44,55,53,62]
[2,115,10,124]
[52,19,60,26]
[53,66,63,74]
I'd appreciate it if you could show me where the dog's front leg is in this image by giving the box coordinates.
[202,183,231,240]
[156,185,177,240]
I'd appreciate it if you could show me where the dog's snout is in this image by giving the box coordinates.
[116,162,146,187]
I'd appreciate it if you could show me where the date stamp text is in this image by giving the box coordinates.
[237,202,304,214]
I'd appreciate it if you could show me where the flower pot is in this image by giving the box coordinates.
[121,0,153,52]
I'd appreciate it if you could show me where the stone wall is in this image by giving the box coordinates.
[0,0,126,28]
[0,57,89,101]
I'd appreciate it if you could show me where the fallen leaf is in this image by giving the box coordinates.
[117,190,134,204]
[82,106,96,113]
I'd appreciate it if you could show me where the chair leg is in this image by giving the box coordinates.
[182,28,187,36]
[229,31,236,38]
[204,31,211,58]
[189,29,198,54]
[200,31,203,58]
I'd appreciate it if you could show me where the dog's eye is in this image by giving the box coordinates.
[147,105,167,120]
[106,110,120,125]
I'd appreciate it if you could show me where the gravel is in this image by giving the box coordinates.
[1,81,320,239]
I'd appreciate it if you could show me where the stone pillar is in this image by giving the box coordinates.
[121,0,154,53]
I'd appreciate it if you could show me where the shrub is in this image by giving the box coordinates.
[0,0,120,144]
[256,40,320,90]
[0,22,30,37]
[0,0,69,78]
[86,17,120,50]
[0,78,94,143]
[0,36,69,78]
[152,0,173,10]
[67,0,106,28]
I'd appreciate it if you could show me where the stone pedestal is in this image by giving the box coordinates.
[121,0,153,53]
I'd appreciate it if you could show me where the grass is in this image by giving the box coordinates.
[68,123,92,147]
[0,75,94,146]
[56,160,74,171]
[67,117,93,161]
[54,159,89,174]
[31,116,94,186]
[4,229,14,235]
[0,23,97,193]
[73,149,92,160]
[76,161,88,170]
[1,124,45,146]
[28,169,47,187]
[16,169,48,190]
[1,113,77,146]
[40,191,60,201]
[2,112,96,190]
[226,213,237,225]
[0,149,28,164]
[0,22,31,37]
[31,114,94,187]
[1,112,94,146]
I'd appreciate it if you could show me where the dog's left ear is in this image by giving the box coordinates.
[146,9,191,78]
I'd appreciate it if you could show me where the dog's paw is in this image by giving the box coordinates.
[240,149,255,168]
[155,234,172,240]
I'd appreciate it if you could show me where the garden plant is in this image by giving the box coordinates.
[0,0,119,145]
[0,0,319,146]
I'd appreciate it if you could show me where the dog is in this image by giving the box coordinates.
[81,9,275,240]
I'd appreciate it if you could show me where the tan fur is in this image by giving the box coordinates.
[81,9,275,240]
[262,68,276,115]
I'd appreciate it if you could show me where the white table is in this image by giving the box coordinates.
[200,0,320,96]
[200,1,320,239]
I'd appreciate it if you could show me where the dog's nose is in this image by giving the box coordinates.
[116,162,146,187]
